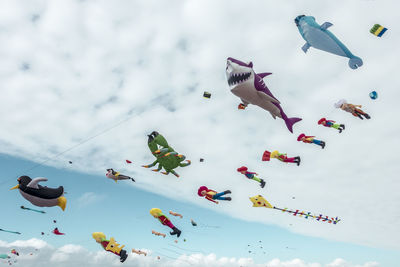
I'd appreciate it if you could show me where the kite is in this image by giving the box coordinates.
[143,131,191,177]
[226,57,301,133]
[0,229,21,235]
[335,99,371,120]
[237,166,266,188]
[318,118,345,133]
[262,150,300,166]
[190,219,197,226]
[20,205,45,214]
[52,227,65,235]
[295,15,363,69]
[370,24,387,37]
[126,160,132,164]
[68,161,72,164]
[10,176,67,211]
[0,254,9,259]
[249,195,340,224]
[152,230,166,238]
[106,169,135,183]
[132,249,147,256]
[203,92,211,99]
[199,158,204,162]
[10,250,18,256]
[169,211,183,218]
[369,91,378,100]
[92,232,128,263]
[150,208,181,237]
[198,186,231,204]
[297,134,326,149]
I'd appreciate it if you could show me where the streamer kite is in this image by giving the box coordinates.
[0,229,21,235]
[249,195,340,224]
[20,206,46,214]
[370,24,387,37]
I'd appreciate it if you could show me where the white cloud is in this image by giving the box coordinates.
[0,0,399,251]
[76,192,105,207]
[0,239,381,267]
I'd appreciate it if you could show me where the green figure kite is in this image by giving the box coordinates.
[142,131,191,177]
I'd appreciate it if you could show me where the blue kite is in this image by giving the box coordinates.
[294,15,363,69]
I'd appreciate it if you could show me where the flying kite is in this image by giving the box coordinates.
[0,229,21,235]
[10,250,19,256]
[198,186,231,204]
[294,15,363,69]
[318,118,345,133]
[92,232,128,263]
[11,176,67,211]
[0,254,9,259]
[106,169,135,183]
[262,150,300,166]
[334,99,371,120]
[190,219,197,226]
[226,57,301,133]
[249,195,340,224]
[20,206,45,214]
[297,134,326,149]
[237,166,266,188]
[143,131,191,177]
[203,92,211,99]
[369,91,378,100]
[126,160,132,164]
[52,228,65,235]
[150,208,181,237]
[370,24,387,37]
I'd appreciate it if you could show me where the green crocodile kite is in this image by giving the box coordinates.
[142,131,191,177]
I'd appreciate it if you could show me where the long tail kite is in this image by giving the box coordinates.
[20,206,46,214]
[0,229,21,235]
[249,195,340,224]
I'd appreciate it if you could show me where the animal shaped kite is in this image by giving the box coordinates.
[198,186,231,204]
[191,219,197,226]
[11,176,66,211]
[226,57,301,133]
[297,134,326,149]
[150,208,182,237]
[249,195,340,224]
[369,91,378,100]
[143,131,191,177]
[0,254,9,259]
[106,169,135,183]
[335,99,371,120]
[294,15,363,69]
[10,250,18,256]
[237,166,266,188]
[20,206,45,214]
[92,232,128,263]
[152,230,166,238]
[370,24,387,37]
[262,150,300,166]
[318,118,345,133]
[52,228,65,235]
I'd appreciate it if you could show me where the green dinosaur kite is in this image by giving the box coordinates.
[142,131,190,177]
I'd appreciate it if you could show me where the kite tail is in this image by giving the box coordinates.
[348,56,363,69]
[284,117,302,133]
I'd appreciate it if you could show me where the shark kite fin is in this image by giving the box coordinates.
[302,43,311,53]
[320,22,333,30]
[257,73,272,79]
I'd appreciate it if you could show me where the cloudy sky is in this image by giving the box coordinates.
[0,0,399,266]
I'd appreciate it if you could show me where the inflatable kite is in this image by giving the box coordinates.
[92,232,128,263]
[11,176,67,211]
[152,230,166,238]
[295,15,363,69]
[10,250,18,256]
[262,150,300,166]
[143,131,191,177]
[237,166,266,188]
[191,219,197,226]
[297,134,326,149]
[126,160,132,164]
[0,254,9,259]
[335,99,371,120]
[20,205,45,214]
[226,57,301,133]
[318,118,345,133]
[52,228,65,235]
[369,91,378,100]
[198,186,231,204]
[203,92,211,99]
[132,249,147,256]
[106,169,135,183]
[169,211,183,218]
[150,208,181,237]
[370,24,387,37]
[249,195,340,224]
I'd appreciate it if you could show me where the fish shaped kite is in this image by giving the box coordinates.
[249,195,340,224]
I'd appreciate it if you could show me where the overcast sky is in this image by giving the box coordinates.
[0,0,399,266]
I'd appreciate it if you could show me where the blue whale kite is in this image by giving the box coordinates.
[294,15,363,69]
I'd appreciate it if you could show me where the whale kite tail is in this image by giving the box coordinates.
[348,56,363,69]
[284,117,302,133]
